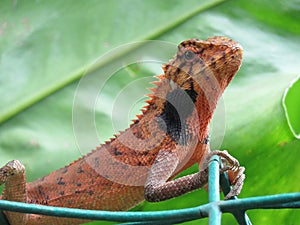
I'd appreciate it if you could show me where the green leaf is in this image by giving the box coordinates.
[1,0,300,224]
[0,0,223,124]
[283,76,300,138]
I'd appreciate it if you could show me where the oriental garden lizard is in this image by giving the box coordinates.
[0,36,245,225]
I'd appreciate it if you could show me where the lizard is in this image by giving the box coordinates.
[0,36,244,225]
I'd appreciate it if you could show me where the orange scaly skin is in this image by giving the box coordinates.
[0,36,243,225]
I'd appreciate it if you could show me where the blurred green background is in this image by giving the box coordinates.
[0,0,300,224]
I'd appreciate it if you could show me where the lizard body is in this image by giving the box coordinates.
[0,36,244,225]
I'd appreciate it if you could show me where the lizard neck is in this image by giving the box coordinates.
[192,72,227,142]
[143,73,224,146]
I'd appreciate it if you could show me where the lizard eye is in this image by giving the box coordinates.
[184,50,196,61]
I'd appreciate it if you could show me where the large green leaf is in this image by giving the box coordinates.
[283,76,300,138]
[1,0,300,225]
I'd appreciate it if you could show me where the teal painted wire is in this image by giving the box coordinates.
[0,153,299,224]
[0,193,299,223]
[209,155,221,202]
[208,155,221,225]
[264,201,300,209]
[0,211,9,225]
[220,192,300,212]
[209,205,221,225]
[219,164,252,225]
[0,199,211,223]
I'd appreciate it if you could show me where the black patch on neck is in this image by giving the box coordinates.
[157,84,198,145]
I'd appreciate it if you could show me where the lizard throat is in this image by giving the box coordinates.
[156,81,198,145]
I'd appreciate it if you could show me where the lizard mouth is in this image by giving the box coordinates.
[197,36,243,78]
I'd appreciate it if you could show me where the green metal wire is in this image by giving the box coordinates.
[0,156,299,224]
[0,211,8,225]
[208,156,222,225]
[1,192,300,224]
[219,162,252,225]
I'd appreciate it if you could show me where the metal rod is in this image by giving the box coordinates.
[208,155,222,225]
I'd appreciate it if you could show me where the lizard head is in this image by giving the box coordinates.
[163,36,243,94]
[158,36,243,137]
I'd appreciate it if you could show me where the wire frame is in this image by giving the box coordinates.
[0,155,299,224]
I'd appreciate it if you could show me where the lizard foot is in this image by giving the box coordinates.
[204,150,245,199]
[0,160,27,225]
[224,165,245,199]
[0,160,25,185]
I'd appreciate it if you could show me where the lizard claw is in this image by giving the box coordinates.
[203,150,245,199]
[224,166,245,199]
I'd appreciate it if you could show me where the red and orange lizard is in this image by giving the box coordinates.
[0,36,244,225]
